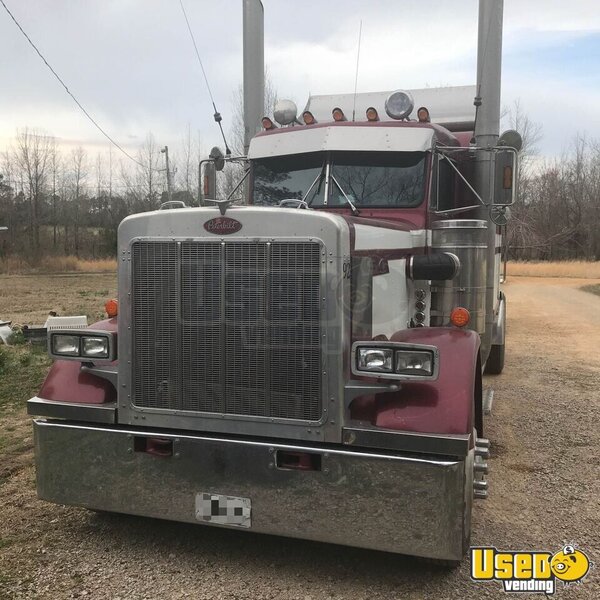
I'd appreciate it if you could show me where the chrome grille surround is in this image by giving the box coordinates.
[131,240,323,422]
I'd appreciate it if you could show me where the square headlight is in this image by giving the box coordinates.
[82,336,109,359]
[395,350,433,376]
[357,348,393,372]
[52,334,80,356]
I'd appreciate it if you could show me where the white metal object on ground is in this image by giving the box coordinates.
[0,320,12,345]
[44,315,88,330]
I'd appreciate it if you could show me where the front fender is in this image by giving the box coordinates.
[38,318,117,405]
[350,327,481,436]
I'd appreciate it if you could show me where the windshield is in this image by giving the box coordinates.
[252,153,323,206]
[252,151,427,208]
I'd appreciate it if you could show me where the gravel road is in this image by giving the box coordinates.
[1,276,599,599]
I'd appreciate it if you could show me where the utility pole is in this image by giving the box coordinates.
[161,146,173,202]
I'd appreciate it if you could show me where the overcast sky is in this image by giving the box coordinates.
[1,0,599,164]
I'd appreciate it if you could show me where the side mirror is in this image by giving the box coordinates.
[493,147,518,206]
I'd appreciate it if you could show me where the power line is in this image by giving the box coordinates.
[178,0,231,154]
[0,0,162,171]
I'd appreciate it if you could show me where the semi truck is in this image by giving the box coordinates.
[28,0,521,562]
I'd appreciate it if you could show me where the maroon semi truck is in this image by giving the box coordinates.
[28,0,520,562]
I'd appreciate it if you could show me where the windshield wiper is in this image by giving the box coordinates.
[304,164,327,206]
[330,173,360,215]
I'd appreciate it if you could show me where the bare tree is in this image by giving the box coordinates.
[129,133,162,211]
[13,128,52,256]
[221,69,279,204]
[50,140,60,250]
[70,147,88,258]
[504,99,543,176]
[229,68,279,156]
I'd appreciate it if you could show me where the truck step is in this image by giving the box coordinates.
[483,388,494,415]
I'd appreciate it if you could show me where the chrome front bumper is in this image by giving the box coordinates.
[33,419,471,560]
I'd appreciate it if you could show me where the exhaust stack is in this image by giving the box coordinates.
[243,0,265,156]
[474,0,504,362]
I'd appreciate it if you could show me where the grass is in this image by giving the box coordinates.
[0,255,117,275]
[0,344,50,416]
[507,260,600,279]
[0,272,117,326]
[581,284,600,297]
[0,342,51,484]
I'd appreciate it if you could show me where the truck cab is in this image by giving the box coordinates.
[28,85,518,563]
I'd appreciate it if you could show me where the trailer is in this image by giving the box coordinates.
[28,0,521,562]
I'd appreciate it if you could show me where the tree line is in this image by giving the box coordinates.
[0,128,210,260]
[0,78,278,262]
[508,136,600,261]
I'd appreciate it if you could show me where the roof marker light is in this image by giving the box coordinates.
[332,107,346,122]
[366,107,379,122]
[417,106,431,123]
[261,117,276,130]
[303,111,317,125]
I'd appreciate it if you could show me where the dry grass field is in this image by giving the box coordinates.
[507,260,600,278]
[0,256,117,275]
[2,256,599,279]
[0,272,117,326]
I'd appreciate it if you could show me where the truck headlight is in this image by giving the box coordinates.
[357,348,393,372]
[395,350,433,376]
[52,334,80,356]
[352,342,437,380]
[49,330,116,362]
[82,336,109,359]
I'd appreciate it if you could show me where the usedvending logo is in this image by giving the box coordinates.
[204,216,242,235]
[470,545,592,595]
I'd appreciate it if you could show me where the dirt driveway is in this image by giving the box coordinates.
[0,276,599,599]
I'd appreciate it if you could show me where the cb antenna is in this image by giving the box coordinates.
[351,20,363,122]
[179,0,231,155]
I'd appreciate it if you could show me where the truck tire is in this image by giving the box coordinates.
[485,342,505,375]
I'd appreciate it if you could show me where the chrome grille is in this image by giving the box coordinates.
[131,240,322,421]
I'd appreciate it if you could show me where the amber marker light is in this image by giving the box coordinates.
[417,106,430,123]
[503,165,513,189]
[366,107,379,121]
[261,117,275,130]
[450,307,470,328]
[105,299,119,318]
[332,107,346,122]
[303,111,316,125]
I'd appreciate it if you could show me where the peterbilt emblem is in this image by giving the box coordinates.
[204,217,242,235]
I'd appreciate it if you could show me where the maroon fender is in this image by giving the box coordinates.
[38,318,117,405]
[350,327,481,437]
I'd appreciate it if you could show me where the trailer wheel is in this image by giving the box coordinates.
[485,342,505,375]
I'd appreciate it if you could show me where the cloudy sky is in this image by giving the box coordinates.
[1,0,599,163]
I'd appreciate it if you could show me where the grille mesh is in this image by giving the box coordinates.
[131,240,322,421]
